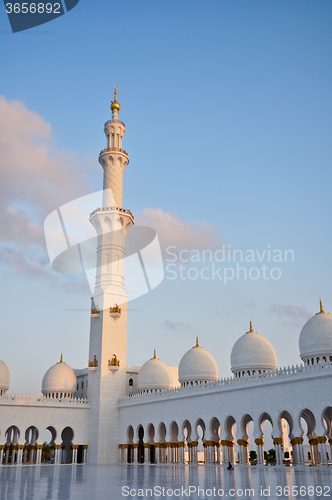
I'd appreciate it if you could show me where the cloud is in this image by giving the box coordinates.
[136,208,225,256]
[164,319,195,333]
[267,303,312,325]
[0,95,93,280]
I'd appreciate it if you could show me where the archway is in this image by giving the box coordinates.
[169,421,179,463]
[127,425,134,463]
[300,409,317,465]
[4,426,20,465]
[137,425,144,464]
[182,420,192,463]
[195,418,206,463]
[239,414,253,464]
[24,426,39,464]
[258,412,273,464]
[158,422,167,463]
[61,427,74,464]
[209,417,221,463]
[224,416,236,464]
[147,423,155,464]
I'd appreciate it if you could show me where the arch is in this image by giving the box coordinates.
[61,427,74,464]
[209,417,220,443]
[322,407,332,438]
[169,421,179,443]
[24,425,39,465]
[147,423,155,444]
[182,420,192,442]
[299,409,316,439]
[137,424,144,464]
[126,426,134,464]
[4,426,20,465]
[41,426,56,464]
[158,422,167,443]
[277,410,294,438]
[224,415,236,442]
[240,414,253,441]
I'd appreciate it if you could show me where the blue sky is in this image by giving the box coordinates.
[0,0,332,395]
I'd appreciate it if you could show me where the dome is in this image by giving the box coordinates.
[42,355,77,398]
[231,322,277,376]
[178,337,218,386]
[0,359,10,394]
[299,301,332,364]
[137,351,171,392]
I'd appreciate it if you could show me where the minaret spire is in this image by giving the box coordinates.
[316,300,329,315]
[110,85,121,121]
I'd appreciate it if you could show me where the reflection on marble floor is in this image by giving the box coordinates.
[0,464,331,500]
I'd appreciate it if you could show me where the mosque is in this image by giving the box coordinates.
[0,90,332,468]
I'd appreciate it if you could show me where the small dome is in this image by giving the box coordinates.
[0,359,10,394]
[137,351,171,392]
[299,301,332,363]
[231,322,277,376]
[42,355,77,398]
[178,337,218,386]
[110,87,121,112]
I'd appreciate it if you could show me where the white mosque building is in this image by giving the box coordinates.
[0,90,332,468]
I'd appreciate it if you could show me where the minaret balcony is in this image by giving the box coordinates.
[89,206,134,221]
[99,147,129,158]
[108,356,120,373]
[110,306,121,318]
[88,358,98,371]
[91,308,100,318]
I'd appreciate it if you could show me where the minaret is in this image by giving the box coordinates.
[87,87,134,465]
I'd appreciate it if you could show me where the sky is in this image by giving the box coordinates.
[0,0,332,397]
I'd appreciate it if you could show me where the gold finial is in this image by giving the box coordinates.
[194,336,202,348]
[316,300,329,315]
[111,85,121,112]
[246,321,257,334]
[151,349,159,359]
[58,353,64,364]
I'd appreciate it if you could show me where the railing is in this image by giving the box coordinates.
[0,394,89,404]
[89,206,134,219]
[104,119,125,127]
[99,147,128,156]
[118,360,332,404]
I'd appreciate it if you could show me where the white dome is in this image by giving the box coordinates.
[299,302,332,362]
[231,323,277,375]
[0,359,10,393]
[42,355,77,397]
[178,338,218,385]
[137,352,171,392]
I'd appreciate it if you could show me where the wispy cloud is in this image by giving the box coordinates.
[136,208,225,257]
[267,303,312,325]
[0,95,93,281]
[164,319,195,333]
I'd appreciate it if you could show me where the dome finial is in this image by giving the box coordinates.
[316,300,329,315]
[194,336,202,348]
[110,85,121,116]
[152,349,159,359]
[59,353,64,364]
[246,321,257,334]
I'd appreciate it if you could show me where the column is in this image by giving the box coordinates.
[222,441,228,465]
[4,446,9,464]
[83,445,88,463]
[228,441,235,464]
[273,438,283,465]
[144,444,149,464]
[17,445,24,465]
[191,441,198,464]
[309,438,320,466]
[36,445,43,464]
[238,440,249,465]
[166,443,172,463]
[0,445,4,465]
[133,444,138,463]
[317,437,327,465]
[291,437,304,465]
[119,445,124,463]
[204,442,209,464]
[179,443,185,463]
[216,443,221,465]
[72,445,78,464]
[329,439,332,464]
[54,444,61,464]
[255,439,264,466]
[11,445,17,465]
